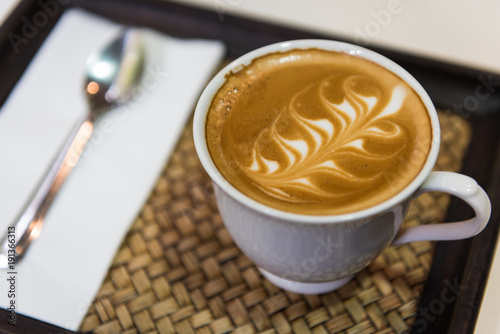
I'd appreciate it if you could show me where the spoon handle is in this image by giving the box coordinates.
[0,112,94,268]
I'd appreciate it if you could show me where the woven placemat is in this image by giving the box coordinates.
[80,111,471,334]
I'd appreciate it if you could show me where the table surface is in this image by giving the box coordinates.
[170,0,500,76]
[0,1,499,333]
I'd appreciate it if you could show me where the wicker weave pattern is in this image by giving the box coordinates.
[80,111,471,334]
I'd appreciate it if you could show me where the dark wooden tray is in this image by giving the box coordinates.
[0,1,499,333]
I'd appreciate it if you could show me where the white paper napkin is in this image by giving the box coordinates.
[0,8,225,330]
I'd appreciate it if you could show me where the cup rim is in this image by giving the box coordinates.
[193,39,441,224]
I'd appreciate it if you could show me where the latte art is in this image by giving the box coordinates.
[206,49,432,215]
[247,78,407,202]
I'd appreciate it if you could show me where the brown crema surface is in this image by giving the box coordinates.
[206,49,432,215]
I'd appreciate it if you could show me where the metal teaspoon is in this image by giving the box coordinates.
[0,28,146,268]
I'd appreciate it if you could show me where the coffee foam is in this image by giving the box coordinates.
[206,49,432,215]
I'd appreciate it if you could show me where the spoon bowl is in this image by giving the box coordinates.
[85,29,145,112]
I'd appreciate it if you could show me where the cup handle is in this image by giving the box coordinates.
[392,171,491,245]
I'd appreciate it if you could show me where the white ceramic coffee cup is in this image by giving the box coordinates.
[193,40,491,294]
